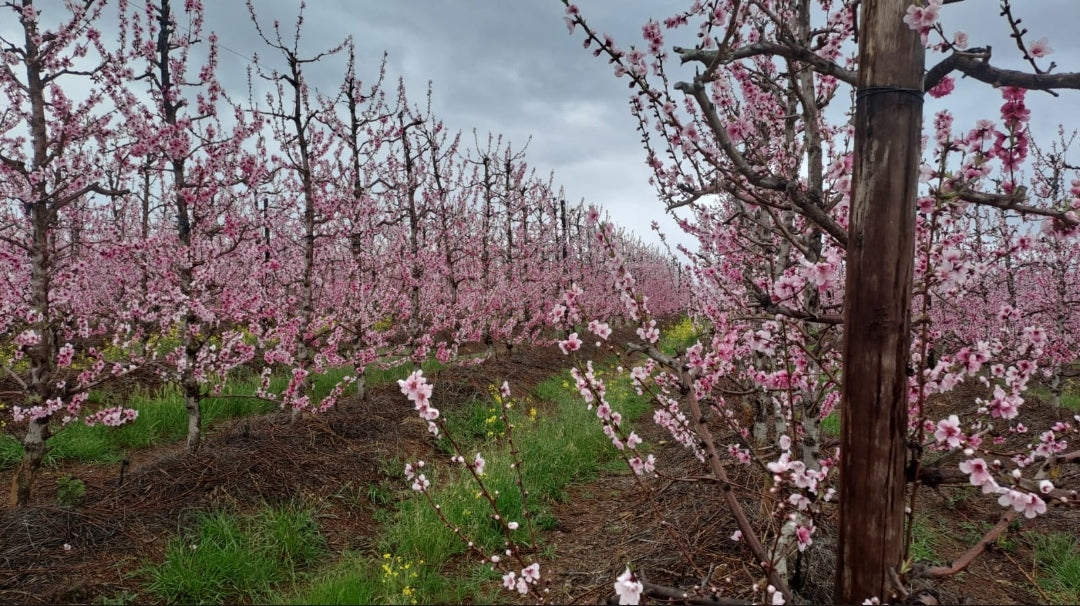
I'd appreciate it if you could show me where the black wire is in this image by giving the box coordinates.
[855,86,925,102]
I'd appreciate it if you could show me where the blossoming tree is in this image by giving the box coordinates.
[552,0,1080,602]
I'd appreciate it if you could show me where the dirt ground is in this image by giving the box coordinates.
[1,338,1076,604]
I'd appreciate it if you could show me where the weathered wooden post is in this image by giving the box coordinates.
[836,0,925,601]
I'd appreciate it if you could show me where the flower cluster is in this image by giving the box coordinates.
[902,0,942,45]
[399,370,439,435]
[404,461,430,492]
[501,562,541,596]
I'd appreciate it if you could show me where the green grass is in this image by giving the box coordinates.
[364,357,446,387]
[142,503,325,604]
[905,513,940,565]
[0,378,282,469]
[1028,379,1080,410]
[1030,532,1080,604]
[820,410,841,437]
[285,364,652,604]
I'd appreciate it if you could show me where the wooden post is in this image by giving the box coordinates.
[836,0,924,602]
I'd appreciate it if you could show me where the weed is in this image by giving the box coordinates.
[820,410,841,437]
[904,514,939,565]
[1028,380,1080,410]
[379,553,424,605]
[282,552,378,604]
[55,474,86,507]
[960,520,1016,552]
[142,503,325,604]
[659,315,700,355]
[366,482,394,507]
[438,394,503,450]
[1029,532,1080,604]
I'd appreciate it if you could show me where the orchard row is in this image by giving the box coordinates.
[0,0,687,506]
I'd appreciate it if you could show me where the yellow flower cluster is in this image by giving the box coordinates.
[380,553,423,605]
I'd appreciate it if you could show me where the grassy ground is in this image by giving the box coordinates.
[281,364,652,604]
[140,503,326,604]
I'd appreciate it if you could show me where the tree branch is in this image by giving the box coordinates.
[925,49,1080,95]
[955,186,1079,227]
[674,43,857,87]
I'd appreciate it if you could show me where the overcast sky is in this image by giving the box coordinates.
[9,1,1080,254]
[203,1,694,250]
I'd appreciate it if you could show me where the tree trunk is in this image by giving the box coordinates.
[184,381,203,453]
[836,1,924,602]
[11,418,50,507]
[11,5,58,507]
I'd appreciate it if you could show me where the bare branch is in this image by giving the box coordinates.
[675,43,857,87]
[955,186,1079,227]
[925,50,1080,96]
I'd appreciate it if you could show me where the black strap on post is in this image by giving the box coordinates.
[855,86,925,103]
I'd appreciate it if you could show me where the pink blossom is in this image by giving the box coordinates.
[614,567,643,605]
[398,370,433,402]
[57,343,75,367]
[988,385,1021,419]
[902,0,942,30]
[998,489,1046,518]
[1020,493,1047,518]
[903,0,942,43]
[597,402,612,420]
[928,76,955,99]
[805,258,839,289]
[405,460,425,481]
[589,319,613,340]
[1029,37,1053,58]
[789,493,811,511]
[767,452,792,474]
[629,454,656,475]
[411,473,430,492]
[636,324,659,343]
[502,571,517,590]
[795,522,814,551]
[559,332,583,354]
[84,406,138,427]
[959,458,994,487]
[521,562,541,583]
[473,452,486,475]
[933,414,963,448]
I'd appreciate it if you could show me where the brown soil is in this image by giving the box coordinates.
[1,337,1076,605]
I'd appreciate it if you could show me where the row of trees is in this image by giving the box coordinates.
[543,0,1080,603]
[0,0,687,506]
